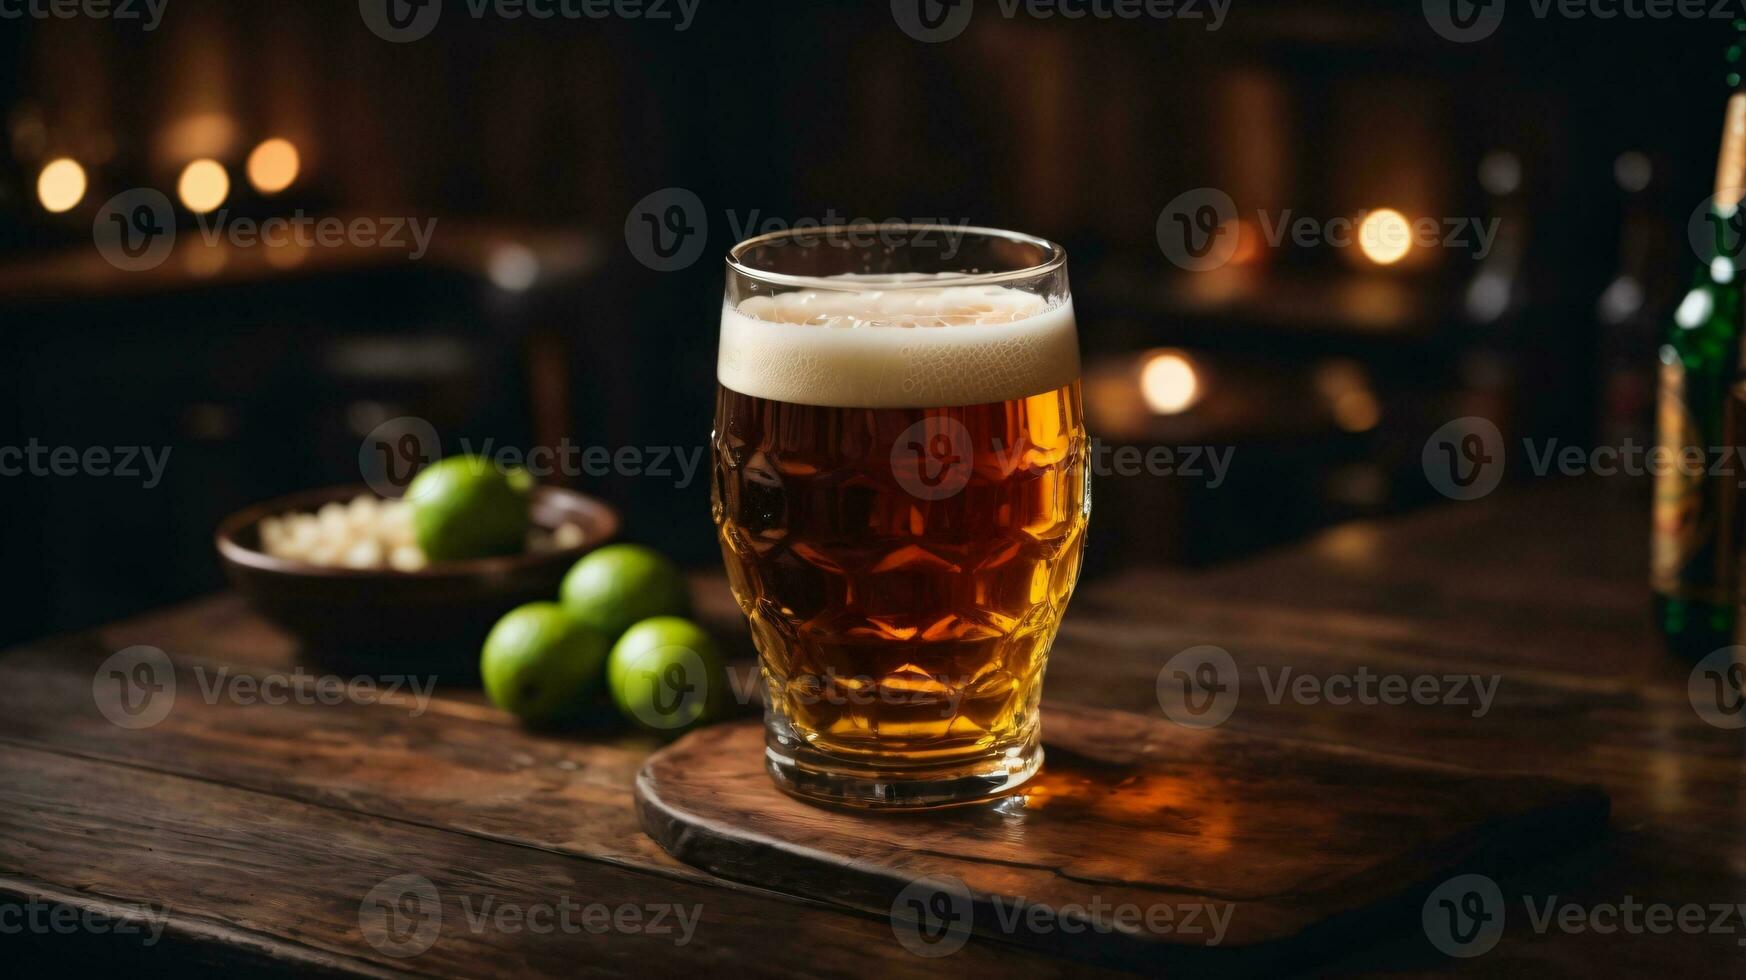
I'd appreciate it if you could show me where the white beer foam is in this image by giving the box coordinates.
[718,277,1080,408]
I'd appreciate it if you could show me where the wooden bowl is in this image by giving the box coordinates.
[215,484,619,672]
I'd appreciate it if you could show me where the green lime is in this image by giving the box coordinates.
[405,455,531,562]
[607,616,725,733]
[559,543,689,638]
[481,602,611,727]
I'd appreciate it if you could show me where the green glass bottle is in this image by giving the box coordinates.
[1653,33,1746,659]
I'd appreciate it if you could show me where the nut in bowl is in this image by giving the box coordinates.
[215,483,619,672]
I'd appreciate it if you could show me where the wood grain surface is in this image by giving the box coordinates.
[1,481,1741,977]
[636,708,1607,971]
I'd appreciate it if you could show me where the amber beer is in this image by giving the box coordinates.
[713,226,1087,808]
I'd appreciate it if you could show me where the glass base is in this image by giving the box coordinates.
[764,723,1042,811]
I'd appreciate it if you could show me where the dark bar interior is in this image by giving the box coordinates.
[2,2,1743,976]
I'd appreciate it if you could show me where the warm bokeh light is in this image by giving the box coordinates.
[160,113,238,163]
[178,159,230,213]
[1315,359,1383,431]
[263,239,310,270]
[246,138,300,194]
[36,157,87,213]
[1333,389,1382,432]
[488,243,539,291]
[1140,350,1201,415]
[184,242,228,277]
[1316,523,1383,563]
[1227,217,1265,267]
[1357,208,1412,265]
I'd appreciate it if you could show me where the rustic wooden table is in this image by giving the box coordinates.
[3,481,1740,977]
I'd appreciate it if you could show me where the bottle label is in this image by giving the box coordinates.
[1652,359,1724,601]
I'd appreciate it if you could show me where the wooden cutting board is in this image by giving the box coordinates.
[636,705,1609,973]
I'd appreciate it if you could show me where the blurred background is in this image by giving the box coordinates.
[0,0,1725,644]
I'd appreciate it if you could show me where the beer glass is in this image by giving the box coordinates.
[712,225,1089,809]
